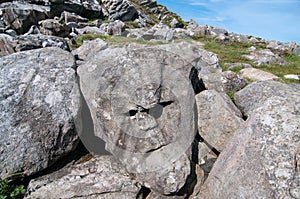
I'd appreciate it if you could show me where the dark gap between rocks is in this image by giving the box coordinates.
[136,186,151,199]
[189,67,206,94]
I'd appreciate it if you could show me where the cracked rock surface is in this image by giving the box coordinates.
[0,47,80,179]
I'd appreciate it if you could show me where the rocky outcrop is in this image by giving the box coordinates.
[0,47,80,179]
[0,1,50,34]
[243,49,287,66]
[76,40,197,195]
[198,81,300,199]
[25,155,141,199]
[50,0,103,19]
[99,20,126,36]
[102,0,138,21]
[0,33,70,57]
[38,18,71,37]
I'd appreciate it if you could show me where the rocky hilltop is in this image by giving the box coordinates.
[0,0,299,199]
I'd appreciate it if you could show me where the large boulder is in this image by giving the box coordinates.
[234,80,299,117]
[196,90,244,152]
[38,19,71,37]
[198,84,300,198]
[0,47,80,179]
[76,40,200,195]
[0,1,50,34]
[102,0,138,21]
[25,155,141,199]
[99,20,126,36]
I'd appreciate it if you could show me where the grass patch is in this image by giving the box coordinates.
[193,35,299,84]
[0,179,26,199]
[71,34,171,49]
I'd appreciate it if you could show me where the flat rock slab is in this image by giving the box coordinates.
[77,40,204,194]
[25,155,140,199]
[0,47,80,179]
[239,67,279,82]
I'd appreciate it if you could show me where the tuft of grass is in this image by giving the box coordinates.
[125,21,140,29]
[71,34,109,48]
[0,179,26,199]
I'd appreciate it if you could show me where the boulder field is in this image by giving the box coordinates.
[0,0,299,198]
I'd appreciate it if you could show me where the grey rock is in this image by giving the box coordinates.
[59,11,88,24]
[0,33,70,57]
[77,40,198,194]
[25,155,140,199]
[99,20,126,36]
[243,49,287,65]
[210,27,227,35]
[76,26,106,35]
[38,19,71,37]
[196,90,244,152]
[170,18,180,28]
[4,29,16,37]
[153,25,174,41]
[50,0,103,19]
[0,33,15,57]
[234,80,300,117]
[199,89,300,198]
[293,46,300,56]
[0,47,80,179]
[200,71,247,93]
[239,67,279,82]
[102,0,138,21]
[224,62,252,70]
[266,40,289,51]
[0,1,50,34]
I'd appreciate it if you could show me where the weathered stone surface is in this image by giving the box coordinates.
[59,11,88,24]
[153,24,174,41]
[240,67,279,82]
[200,71,247,93]
[50,0,103,19]
[196,90,244,152]
[0,1,50,34]
[25,155,140,199]
[100,20,126,36]
[234,80,300,117]
[0,33,15,57]
[243,49,287,65]
[77,40,198,194]
[102,0,138,21]
[39,19,71,37]
[199,91,300,198]
[0,47,80,179]
[0,33,70,57]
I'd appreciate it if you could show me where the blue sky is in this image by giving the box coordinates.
[157,0,300,44]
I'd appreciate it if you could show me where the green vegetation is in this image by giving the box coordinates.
[192,35,300,84]
[71,34,170,49]
[125,21,140,29]
[0,179,26,199]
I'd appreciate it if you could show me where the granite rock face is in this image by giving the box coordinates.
[199,86,300,198]
[0,47,81,179]
[25,155,141,199]
[76,40,207,194]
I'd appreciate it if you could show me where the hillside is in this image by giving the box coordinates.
[0,1,299,199]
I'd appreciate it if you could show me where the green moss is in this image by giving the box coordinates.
[125,21,140,29]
